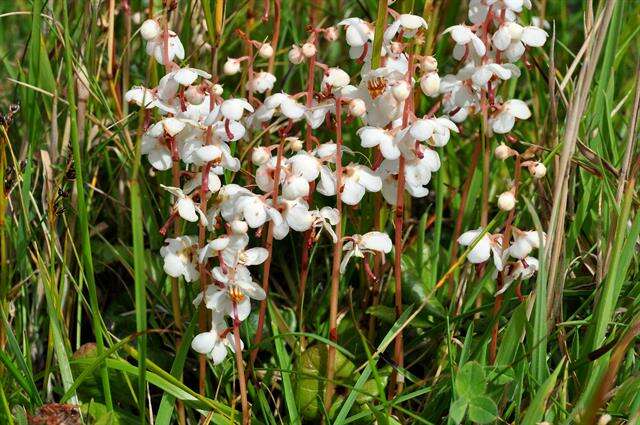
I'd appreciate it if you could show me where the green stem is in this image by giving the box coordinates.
[61,1,113,410]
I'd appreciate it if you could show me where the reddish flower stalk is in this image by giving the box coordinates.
[250,135,286,368]
[389,48,415,398]
[232,304,251,425]
[324,96,344,410]
[489,156,521,364]
[267,0,281,75]
[296,31,318,329]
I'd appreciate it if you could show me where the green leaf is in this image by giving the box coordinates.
[521,359,564,425]
[467,396,497,424]
[455,362,486,400]
[449,399,468,424]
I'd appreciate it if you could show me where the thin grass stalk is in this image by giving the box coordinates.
[61,1,113,410]
[324,96,344,410]
[489,157,521,364]
[0,125,7,346]
[250,135,286,367]
[130,114,148,424]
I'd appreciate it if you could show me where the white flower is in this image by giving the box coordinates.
[264,93,306,120]
[140,19,161,41]
[338,17,372,47]
[496,256,539,294]
[233,194,282,229]
[183,168,222,195]
[220,98,254,121]
[141,122,172,170]
[444,25,486,58]
[157,67,212,101]
[145,30,185,65]
[258,43,274,58]
[191,313,234,364]
[251,147,272,165]
[420,72,440,97]
[301,42,317,58]
[384,14,427,41]
[204,265,266,321]
[161,185,207,224]
[273,198,314,239]
[458,228,504,270]
[349,98,367,117]
[497,191,516,211]
[507,229,545,260]
[160,236,199,281]
[322,68,350,89]
[125,86,158,109]
[493,22,547,62]
[471,63,514,87]
[288,45,305,64]
[223,58,242,75]
[410,116,458,147]
[246,71,277,94]
[357,126,401,160]
[490,99,531,134]
[310,207,340,243]
[340,232,392,273]
[320,164,381,205]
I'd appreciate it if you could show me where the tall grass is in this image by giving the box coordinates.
[0,0,639,424]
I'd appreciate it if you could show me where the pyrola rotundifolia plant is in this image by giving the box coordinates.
[125,0,547,420]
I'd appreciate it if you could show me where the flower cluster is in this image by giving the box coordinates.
[126,0,546,370]
[449,0,548,287]
[126,7,441,365]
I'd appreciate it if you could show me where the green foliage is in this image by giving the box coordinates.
[0,0,639,424]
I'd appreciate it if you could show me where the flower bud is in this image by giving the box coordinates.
[231,220,249,235]
[323,67,350,89]
[420,72,440,97]
[498,191,516,211]
[252,147,271,165]
[223,58,241,75]
[287,137,304,152]
[494,143,513,160]
[185,86,205,105]
[288,45,305,64]
[140,19,161,41]
[421,55,438,72]
[132,12,143,25]
[597,414,612,425]
[392,81,411,101]
[301,42,317,58]
[530,162,546,178]
[324,26,339,42]
[258,43,274,59]
[212,84,224,96]
[349,98,367,117]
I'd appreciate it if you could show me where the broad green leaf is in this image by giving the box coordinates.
[467,396,498,424]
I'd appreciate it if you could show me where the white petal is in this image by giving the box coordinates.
[341,179,366,205]
[361,232,392,253]
[522,26,548,47]
[191,332,217,354]
[491,111,515,134]
[505,99,531,119]
[177,198,198,222]
[244,247,269,266]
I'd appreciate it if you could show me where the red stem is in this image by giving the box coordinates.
[324,97,344,410]
[250,136,285,368]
